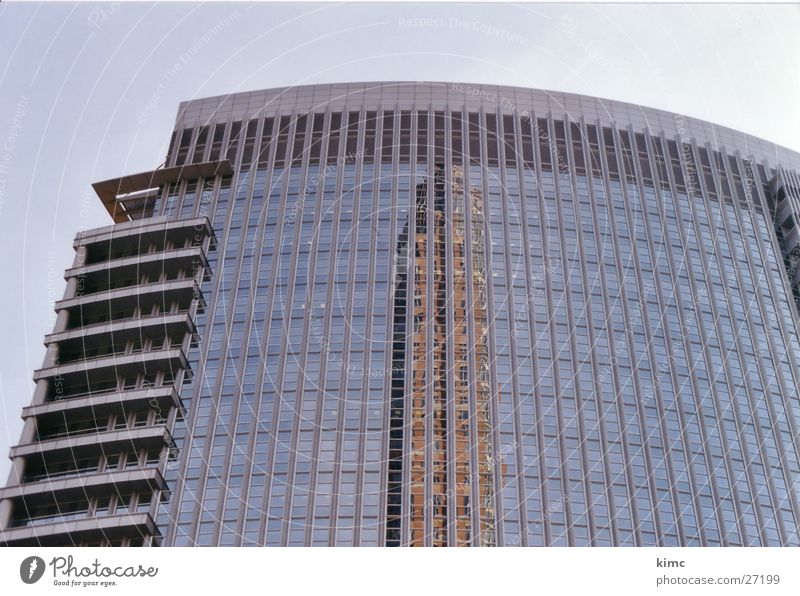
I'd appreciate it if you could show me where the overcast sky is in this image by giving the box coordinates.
[0,2,798,479]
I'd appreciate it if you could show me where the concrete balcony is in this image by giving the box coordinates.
[22,385,181,421]
[0,512,158,546]
[44,312,195,347]
[0,466,165,501]
[54,278,202,312]
[32,347,188,383]
[73,215,214,249]
[10,425,171,460]
[64,245,208,279]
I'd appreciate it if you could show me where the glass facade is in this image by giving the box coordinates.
[4,82,800,547]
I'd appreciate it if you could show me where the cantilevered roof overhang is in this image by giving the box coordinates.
[92,159,233,222]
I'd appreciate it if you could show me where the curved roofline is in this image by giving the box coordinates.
[174,80,741,138]
[175,81,800,170]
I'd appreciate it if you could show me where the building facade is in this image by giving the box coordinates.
[3,82,800,547]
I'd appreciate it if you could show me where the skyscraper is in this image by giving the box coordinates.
[3,82,800,547]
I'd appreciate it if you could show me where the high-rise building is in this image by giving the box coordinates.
[3,82,800,547]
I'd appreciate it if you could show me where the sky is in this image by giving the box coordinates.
[0,2,798,480]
